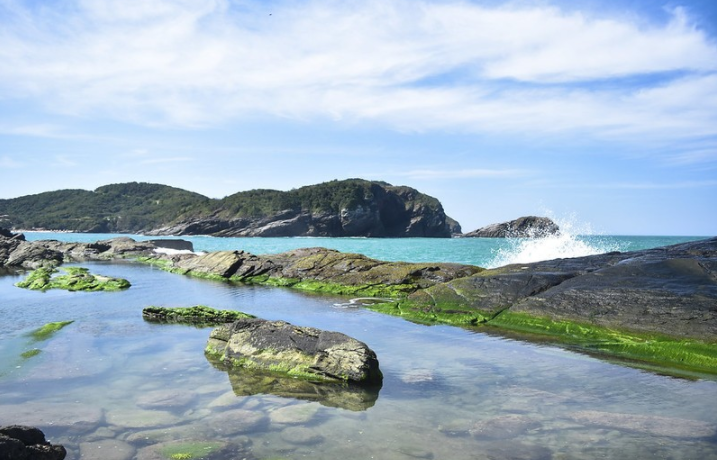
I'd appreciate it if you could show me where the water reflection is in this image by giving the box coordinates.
[206,355,381,411]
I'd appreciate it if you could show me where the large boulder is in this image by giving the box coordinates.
[206,317,383,385]
[409,237,717,340]
[463,216,559,238]
[0,425,66,460]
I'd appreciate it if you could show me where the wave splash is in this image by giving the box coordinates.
[485,215,623,268]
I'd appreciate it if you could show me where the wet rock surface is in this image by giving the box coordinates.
[412,237,717,340]
[206,317,383,385]
[463,216,560,238]
[0,425,66,460]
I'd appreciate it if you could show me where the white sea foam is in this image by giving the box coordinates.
[485,215,622,268]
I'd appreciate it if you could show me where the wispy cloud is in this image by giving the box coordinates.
[138,156,194,166]
[0,0,715,157]
[0,155,24,168]
[392,168,533,180]
[602,180,717,190]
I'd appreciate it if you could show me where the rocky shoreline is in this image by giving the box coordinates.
[1,229,715,375]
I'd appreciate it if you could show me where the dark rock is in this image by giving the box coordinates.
[463,216,559,238]
[147,239,193,251]
[0,228,24,240]
[0,425,66,460]
[412,237,717,341]
[206,317,383,385]
[4,241,64,269]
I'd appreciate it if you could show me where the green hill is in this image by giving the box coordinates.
[0,179,457,237]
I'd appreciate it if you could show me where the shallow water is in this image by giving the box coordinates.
[1,262,716,460]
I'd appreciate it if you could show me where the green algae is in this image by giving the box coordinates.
[15,267,130,292]
[160,441,224,459]
[29,321,74,340]
[20,349,41,359]
[487,311,717,376]
[367,300,717,377]
[143,305,255,326]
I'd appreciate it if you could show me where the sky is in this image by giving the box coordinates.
[1,0,716,236]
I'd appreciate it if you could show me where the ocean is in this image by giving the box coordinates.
[21,231,709,268]
[2,230,716,459]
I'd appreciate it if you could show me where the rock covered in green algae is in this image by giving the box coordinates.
[15,267,130,292]
[142,305,254,327]
[206,317,383,386]
[171,246,481,297]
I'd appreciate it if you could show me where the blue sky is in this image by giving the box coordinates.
[1,0,716,235]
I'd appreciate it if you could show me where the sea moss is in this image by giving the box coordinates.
[29,321,74,340]
[159,441,224,459]
[15,267,131,292]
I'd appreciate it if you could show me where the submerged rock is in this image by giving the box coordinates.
[206,317,383,385]
[569,410,717,438]
[0,425,66,460]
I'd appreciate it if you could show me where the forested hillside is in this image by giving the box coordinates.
[0,179,457,237]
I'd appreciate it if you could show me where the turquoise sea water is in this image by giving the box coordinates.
[21,231,710,268]
[2,231,715,459]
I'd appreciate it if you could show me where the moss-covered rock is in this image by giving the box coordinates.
[142,305,254,327]
[15,267,130,291]
[206,318,383,385]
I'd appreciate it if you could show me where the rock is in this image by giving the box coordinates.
[147,239,193,251]
[469,414,541,439]
[79,439,135,460]
[0,403,103,435]
[269,403,321,425]
[410,237,717,341]
[463,216,560,238]
[15,267,131,291]
[135,440,252,460]
[280,426,325,445]
[569,410,717,438]
[4,241,64,269]
[105,409,181,429]
[202,409,268,435]
[206,317,383,385]
[0,425,66,460]
[141,305,254,327]
[135,389,197,410]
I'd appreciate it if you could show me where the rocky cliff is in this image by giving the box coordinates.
[463,216,559,238]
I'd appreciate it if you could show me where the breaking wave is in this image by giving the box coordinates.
[485,215,623,268]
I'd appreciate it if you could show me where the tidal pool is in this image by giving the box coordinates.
[1,261,716,459]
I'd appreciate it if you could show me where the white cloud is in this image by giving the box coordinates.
[0,0,716,152]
